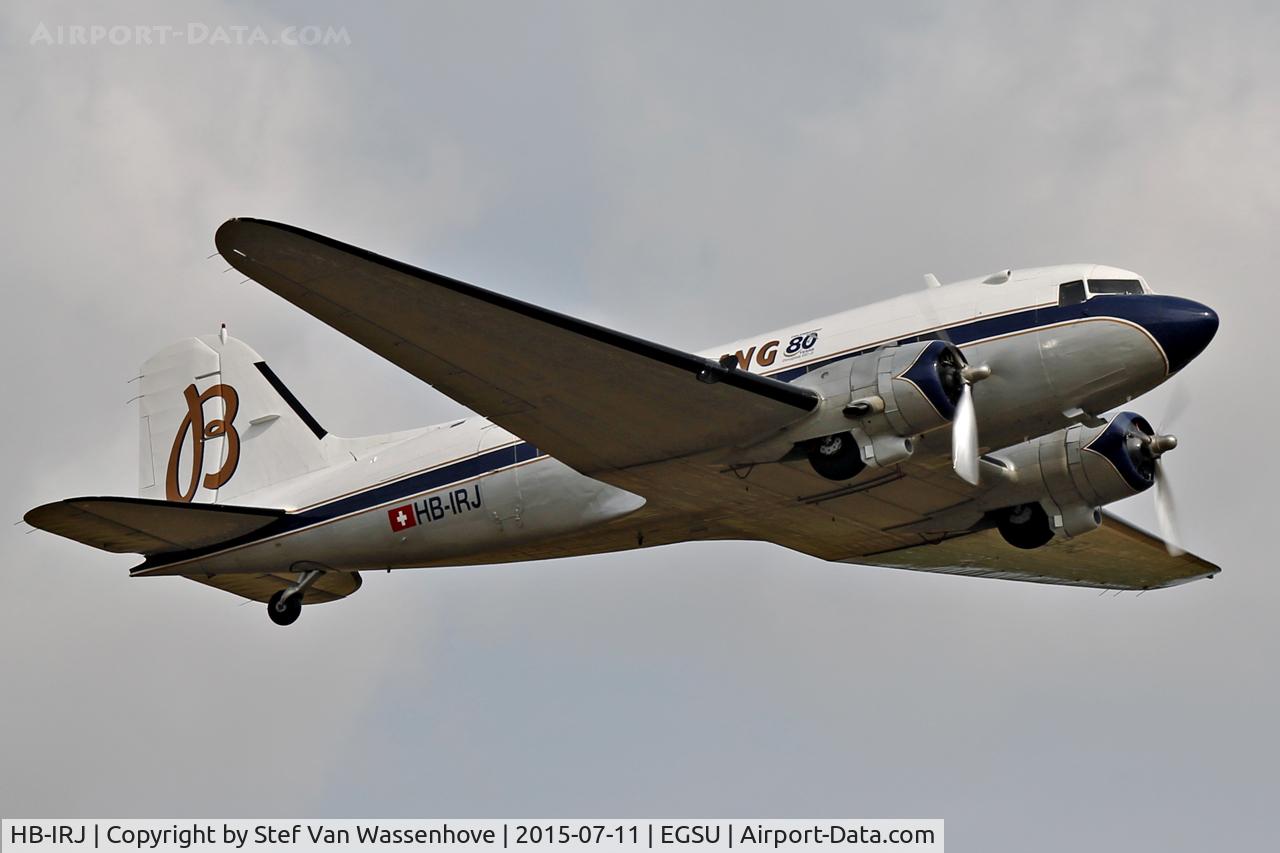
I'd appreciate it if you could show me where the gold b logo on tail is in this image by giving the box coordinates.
[166,383,241,502]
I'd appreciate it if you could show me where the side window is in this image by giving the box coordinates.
[1058,280,1086,306]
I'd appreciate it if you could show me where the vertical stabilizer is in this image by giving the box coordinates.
[138,335,334,504]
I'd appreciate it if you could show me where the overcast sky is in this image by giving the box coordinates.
[2,2,1277,850]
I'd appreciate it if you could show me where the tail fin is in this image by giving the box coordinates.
[138,333,335,504]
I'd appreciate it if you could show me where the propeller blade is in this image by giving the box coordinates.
[1153,458,1185,557]
[952,382,980,485]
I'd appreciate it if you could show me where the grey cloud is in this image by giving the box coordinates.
[2,2,1277,850]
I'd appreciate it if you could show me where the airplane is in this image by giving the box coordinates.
[25,219,1221,626]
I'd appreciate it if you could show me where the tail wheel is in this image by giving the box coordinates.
[807,432,866,481]
[267,589,303,626]
[997,502,1054,550]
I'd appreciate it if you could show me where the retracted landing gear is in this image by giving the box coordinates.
[267,567,325,626]
[996,502,1054,550]
[807,432,866,481]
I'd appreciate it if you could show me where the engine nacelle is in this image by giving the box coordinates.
[847,339,965,436]
[845,339,965,464]
[797,340,967,479]
[992,411,1159,537]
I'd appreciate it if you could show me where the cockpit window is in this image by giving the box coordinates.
[1058,280,1086,306]
[1088,278,1143,295]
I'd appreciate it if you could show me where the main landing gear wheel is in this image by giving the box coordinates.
[997,502,1055,550]
[267,590,303,626]
[808,432,866,481]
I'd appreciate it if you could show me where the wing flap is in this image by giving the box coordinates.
[215,218,818,475]
[850,511,1219,590]
[24,497,284,555]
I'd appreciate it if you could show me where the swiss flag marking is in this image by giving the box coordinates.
[388,505,416,532]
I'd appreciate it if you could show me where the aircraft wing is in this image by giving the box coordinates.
[846,510,1219,590]
[216,219,818,475]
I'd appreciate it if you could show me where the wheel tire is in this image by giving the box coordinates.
[997,502,1055,550]
[808,432,866,481]
[267,590,303,626]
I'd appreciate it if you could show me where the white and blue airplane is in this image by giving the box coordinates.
[26,219,1220,625]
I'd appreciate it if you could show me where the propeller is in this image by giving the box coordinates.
[952,383,979,485]
[1152,450,1183,557]
[951,364,990,485]
[1149,385,1189,556]
[915,274,984,484]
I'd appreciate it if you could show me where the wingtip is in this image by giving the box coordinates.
[214,216,283,241]
[213,217,246,257]
[214,217,282,267]
[214,217,325,260]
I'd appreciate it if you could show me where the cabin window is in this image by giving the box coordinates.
[1088,278,1143,296]
[1058,280,1086,306]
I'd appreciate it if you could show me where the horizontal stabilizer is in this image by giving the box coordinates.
[24,497,284,555]
[187,570,361,604]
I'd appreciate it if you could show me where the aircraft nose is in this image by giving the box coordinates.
[1143,296,1219,374]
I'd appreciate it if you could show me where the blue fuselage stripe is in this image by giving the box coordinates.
[299,445,521,522]
[765,296,1170,382]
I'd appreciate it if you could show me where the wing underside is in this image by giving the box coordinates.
[848,511,1218,589]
